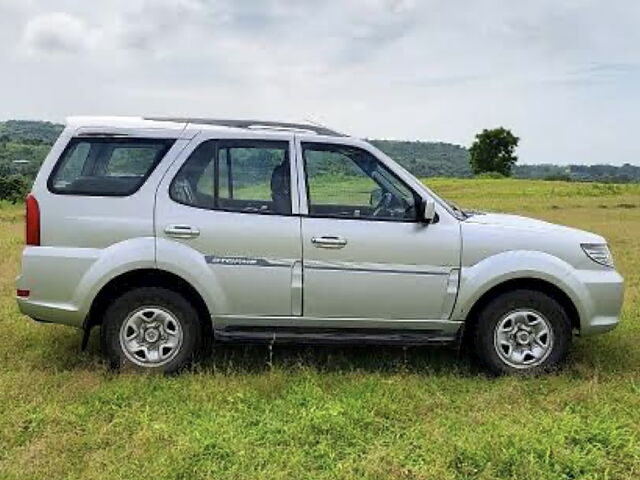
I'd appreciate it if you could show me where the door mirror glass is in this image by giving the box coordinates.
[420,199,436,223]
[369,187,382,207]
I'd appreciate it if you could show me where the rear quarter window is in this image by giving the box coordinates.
[48,137,175,196]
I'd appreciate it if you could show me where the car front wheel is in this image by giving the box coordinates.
[471,289,572,375]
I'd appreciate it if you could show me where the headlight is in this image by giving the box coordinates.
[581,243,614,268]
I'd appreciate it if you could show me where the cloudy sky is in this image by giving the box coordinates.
[0,0,638,165]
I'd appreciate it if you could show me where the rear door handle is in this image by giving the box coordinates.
[164,224,200,239]
[311,236,348,249]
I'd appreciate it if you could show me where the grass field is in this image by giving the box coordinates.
[1,178,639,479]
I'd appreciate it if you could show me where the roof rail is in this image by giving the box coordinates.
[145,117,346,137]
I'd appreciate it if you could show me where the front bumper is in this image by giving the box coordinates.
[575,268,624,336]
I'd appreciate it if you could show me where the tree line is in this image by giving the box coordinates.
[0,120,638,203]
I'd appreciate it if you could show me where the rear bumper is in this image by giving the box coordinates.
[15,245,101,329]
[16,241,157,330]
[575,268,624,336]
[16,294,85,329]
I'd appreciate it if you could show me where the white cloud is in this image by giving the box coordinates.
[115,0,226,52]
[22,12,95,55]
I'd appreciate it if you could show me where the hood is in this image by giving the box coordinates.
[460,212,608,269]
[464,212,604,242]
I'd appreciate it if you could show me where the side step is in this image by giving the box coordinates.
[214,326,456,346]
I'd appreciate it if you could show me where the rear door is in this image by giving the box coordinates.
[155,131,302,317]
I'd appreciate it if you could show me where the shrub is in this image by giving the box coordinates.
[0,174,29,203]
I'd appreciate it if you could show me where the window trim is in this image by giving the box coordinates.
[169,138,294,217]
[47,136,176,197]
[301,142,423,223]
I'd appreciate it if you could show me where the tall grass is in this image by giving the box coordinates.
[0,178,639,479]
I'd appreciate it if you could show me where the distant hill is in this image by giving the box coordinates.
[0,120,638,183]
[370,139,472,178]
[0,120,63,144]
[0,120,475,179]
[0,121,58,182]
[514,163,640,183]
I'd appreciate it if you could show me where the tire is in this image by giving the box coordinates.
[471,289,572,375]
[101,287,203,373]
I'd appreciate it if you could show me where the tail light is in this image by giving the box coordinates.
[26,194,40,246]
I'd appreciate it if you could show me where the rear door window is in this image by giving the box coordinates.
[48,137,175,196]
[169,140,291,215]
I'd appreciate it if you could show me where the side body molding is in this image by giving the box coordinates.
[451,250,589,326]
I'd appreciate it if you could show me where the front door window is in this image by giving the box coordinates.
[303,143,418,221]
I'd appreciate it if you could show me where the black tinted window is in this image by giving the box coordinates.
[49,138,174,196]
[170,140,291,215]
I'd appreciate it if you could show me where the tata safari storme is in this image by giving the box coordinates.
[16,117,624,374]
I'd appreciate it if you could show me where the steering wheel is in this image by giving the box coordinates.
[372,191,394,217]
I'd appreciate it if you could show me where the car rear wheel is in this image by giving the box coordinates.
[471,289,572,375]
[101,287,203,373]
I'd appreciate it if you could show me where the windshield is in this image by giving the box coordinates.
[442,198,472,219]
[360,141,477,221]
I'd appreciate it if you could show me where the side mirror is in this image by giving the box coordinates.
[419,198,436,224]
[369,187,382,207]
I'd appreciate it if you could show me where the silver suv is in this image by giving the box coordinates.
[16,117,624,374]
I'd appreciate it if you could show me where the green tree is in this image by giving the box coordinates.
[469,127,519,176]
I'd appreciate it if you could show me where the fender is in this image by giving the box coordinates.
[154,237,229,316]
[451,250,592,328]
[74,237,228,325]
[73,237,157,320]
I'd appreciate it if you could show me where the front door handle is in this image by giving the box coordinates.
[165,224,200,239]
[311,236,348,249]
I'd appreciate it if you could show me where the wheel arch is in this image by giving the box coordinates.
[85,269,213,337]
[462,277,580,343]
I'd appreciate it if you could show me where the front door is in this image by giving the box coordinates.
[299,141,460,320]
[155,134,301,317]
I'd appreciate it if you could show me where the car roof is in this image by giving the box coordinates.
[65,116,347,138]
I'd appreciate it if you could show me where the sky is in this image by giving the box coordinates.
[0,0,638,165]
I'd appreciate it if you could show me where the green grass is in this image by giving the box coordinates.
[1,178,640,479]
